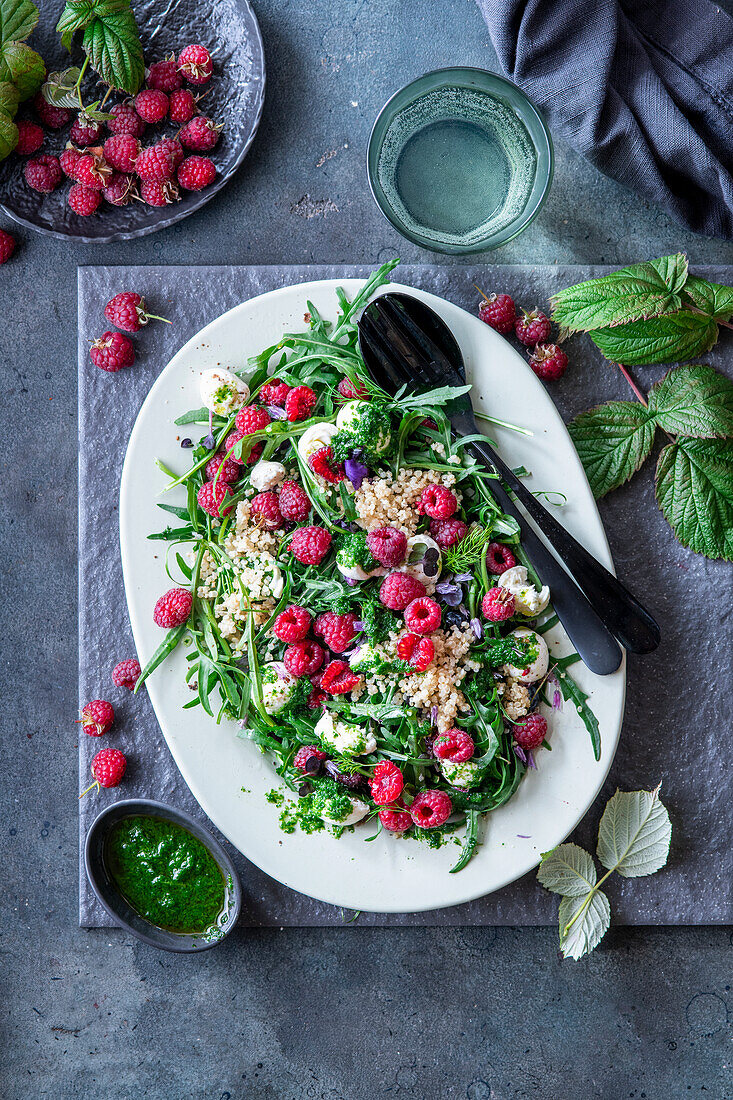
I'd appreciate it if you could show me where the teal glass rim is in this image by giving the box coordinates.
[366,67,554,255]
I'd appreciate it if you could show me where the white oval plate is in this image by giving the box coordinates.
[120,278,626,913]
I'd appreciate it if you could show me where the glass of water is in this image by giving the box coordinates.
[367,68,553,254]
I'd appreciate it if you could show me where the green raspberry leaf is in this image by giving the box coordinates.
[41,66,82,107]
[558,890,611,960]
[596,786,672,879]
[0,78,18,116]
[0,40,44,99]
[0,106,18,158]
[655,437,733,561]
[82,10,144,94]
[56,0,130,40]
[590,310,718,366]
[0,0,39,46]
[682,274,733,323]
[568,401,656,498]
[648,364,733,439]
[537,843,597,898]
[550,254,689,333]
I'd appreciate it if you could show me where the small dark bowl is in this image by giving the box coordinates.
[85,799,242,952]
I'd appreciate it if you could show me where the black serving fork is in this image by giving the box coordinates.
[358,293,661,675]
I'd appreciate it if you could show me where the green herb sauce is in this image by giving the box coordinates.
[336,531,377,572]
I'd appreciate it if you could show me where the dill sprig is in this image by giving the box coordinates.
[442,525,494,574]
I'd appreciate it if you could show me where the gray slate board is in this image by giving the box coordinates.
[78,263,733,927]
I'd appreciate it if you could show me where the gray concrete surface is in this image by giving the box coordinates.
[1,1,732,1097]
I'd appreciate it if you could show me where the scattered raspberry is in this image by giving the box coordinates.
[409,789,452,829]
[81,699,114,737]
[529,343,569,382]
[105,291,167,332]
[478,291,516,334]
[60,146,82,178]
[177,154,216,190]
[284,385,316,422]
[197,479,234,517]
[289,526,332,565]
[108,101,146,138]
[205,452,240,484]
[513,712,548,751]
[179,115,222,151]
[140,179,179,206]
[260,379,290,407]
[103,134,141,173]
[158,136,184,170]
[486,542,517,575]
[147,57,183,93]
[433,729,474,763]
[404,596,441,635]
[112,659,142,691]
[429,518,467,548]
[68,183,102,216]
[0,229,16,264]
[482,587,515,621]
[250,490,284,530]
[89,747,127,789]
[284,640,324,678]
[153,586,192,627]
[278,479,311,522]
[308,446,345,484]
[178,44,214,84]
[366,526,407,568]
[135,143,175,182]
[70,114,103,146]
[293,745,329,774]
[34,92,71,129]
[369,761,404,805]
[24,154,62,193]
[314,611,357,653]
[90,330,135,371]
[235,405,271,435]
[416,484,457,520]
[515,308,551,347]
[396,632,434,671]
[103,172,136,206]
[379,572,426,611]
[15,120,43,155]
[379,807,413,832]
[273,605,311,643]
[168,88,197,124]
[320,660,361,695]
[75,153,112,190]
[337,376,370,400]
[134,89,169,123]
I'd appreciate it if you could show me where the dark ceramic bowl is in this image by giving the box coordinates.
[0,0,265,242]
[85,798,242,952]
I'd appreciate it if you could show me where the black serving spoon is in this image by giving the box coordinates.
[358,292,660,674]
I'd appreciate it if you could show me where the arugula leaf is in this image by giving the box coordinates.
[648,364,733,439]
[554,657,601,760]
[596,786,671,878]
[590,310,718,366]
[655,437,733,561]
[682,274,733,322]
[82,9,144,94]
[0,0,39,45]
[537,843,597,897]
[558,890,610,960]
[0,79,18,116]
[450,810,480,874]
[569,401,656,498]
[550,254,688,333]
[0,108,16,156]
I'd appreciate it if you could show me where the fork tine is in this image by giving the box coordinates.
[359,311,412,392]
[374,297,449,385]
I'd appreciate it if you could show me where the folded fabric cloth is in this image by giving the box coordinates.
[476,0,733,239]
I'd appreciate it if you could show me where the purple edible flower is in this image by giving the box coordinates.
[344,458,369,489]
[430,705,438,727]
[553,689,563,711]
[266,405,287,420]
[435,581,462,607]
[470,617,482,640]
[454,572,473,584]
[271,661,289,680]
[353,620,365,632]
[513,744,527,765]
[344,577,358,587]
[180,437,193,448]
[203,433,215,450]
[526,751,536,770]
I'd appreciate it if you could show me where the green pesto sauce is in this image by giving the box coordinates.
[336,531,377,572]
[105,816,226,935]
[411,820,462,848]
[331,404,393,464]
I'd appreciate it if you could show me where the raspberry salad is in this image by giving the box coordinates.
[139,263,599,872]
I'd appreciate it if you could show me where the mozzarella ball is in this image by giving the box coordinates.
[250,459,286,492]
[261,664,297,714]
[403,533,442,593]
[314,711,376,755]
[498,565,550,617]
[502,627,549,683]
[297,422,339,463]
[200,368,249,416]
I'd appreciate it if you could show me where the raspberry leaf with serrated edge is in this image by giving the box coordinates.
[0,79,18,116]
[0,0,39,46]
[596,787,672,878]
[589,310,718,366]
[537,843,597,898]
[648,364,733,439]
[82,9,144,94]
[558,890,611,960]
[682,274,733,322]
[655,438,733,561]
[0,40,44,99]
[549,254,688,333]
[0,108,17,156]
[568,401,656,499]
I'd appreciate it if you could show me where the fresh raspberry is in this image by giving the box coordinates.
[235,405,271,435]
[486,542,517,575]
[90,747,127,789]
[529,343,569,382]
[314,611,357,653]
[177,154,216,190]
[293,745,329,774]
[278,479,311,522]
[250,491,284,530]
[429,518,467,548]
[34,92,71,130]
[75,153,112,190]
[514,308,551,347]
[103,172,137,206]
[24,154,62,193]
[308,446,345,484]
[273,605,311,643]
[153,586,192,627]
[81,699,114,737]
[409,789,452,829]
[513,713,548,751]
[147,57,183,93]
[223,430,263,466]
[433,729,474,763]
[482,587,515,621]
[308,676,327,710]
[134,89,169,123]
[337,376,370,400]
[197,479,234,517]
[284,641,324,678]
[320,660,361,695]
[104,291,165,332]
[90,331,135,371]
[112,659,142,691]
[178,44,214,84]
[366,526,407,567]
[60,146,82,178]
[70,114,103,146]
[284,385,316,422]
[404,596,441,635]
[15,120,44,155]
[68,183,102,216]
[478,292,516,334]
[0,229,16,264]
[168,88,197,124]
[260,379,290,407]
[179,115,222,151]
[369,761,404,804]
[379,572,426,611]
[396,632,434,671]
[379,807,413,832]
[289,526,332,565]
[159,136,184,170]
[416,484,457,520]
[140,179,179,206]
[135,143,175,182]
[108,101,146,138]
[103,134,141,172]
[205,452,240,484]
